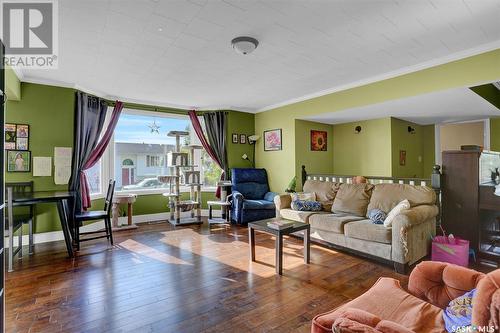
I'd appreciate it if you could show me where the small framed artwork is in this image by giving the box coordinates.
[311,130,327,151]
[7,150,31,172]
[232,133,238,144]
[240,134,246,144]
[264,129,282,151]
[16,137,29,150]
[399,150,406,166]
[16,124,29,138]
[5,123,16,149]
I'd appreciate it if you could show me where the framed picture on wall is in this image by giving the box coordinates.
[264,129,282,151]
[240,134,246,144]
[16,137,29,150]
[5,123,16,149]
[399,150,406,166]
[16,124,29,138]
[310,130,327,151]
[7,150,31,172]
[232,133,238,144]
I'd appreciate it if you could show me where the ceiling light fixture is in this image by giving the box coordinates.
[231,36,259,55]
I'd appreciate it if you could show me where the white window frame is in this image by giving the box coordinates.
[91,108,218,199]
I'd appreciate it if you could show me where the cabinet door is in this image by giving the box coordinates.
[442,151,480,251]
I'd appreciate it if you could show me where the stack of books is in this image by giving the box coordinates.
[267,220,294,230]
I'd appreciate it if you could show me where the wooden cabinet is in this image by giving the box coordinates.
[442,151,480,251]
[442,150,500,263]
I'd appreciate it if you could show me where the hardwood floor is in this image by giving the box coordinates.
[5,220,408,333]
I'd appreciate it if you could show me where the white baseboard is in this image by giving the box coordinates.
[4,209,225,248]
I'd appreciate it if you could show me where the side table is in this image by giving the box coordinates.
[207,200,231,225]
[112,193,138,231]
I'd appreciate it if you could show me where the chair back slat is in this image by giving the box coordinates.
[103,180,116,214]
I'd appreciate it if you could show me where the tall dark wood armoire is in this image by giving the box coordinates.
[442,150,500,264]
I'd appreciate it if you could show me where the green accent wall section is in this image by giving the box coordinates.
[255,49,500,191]
[226,111,255,169]
[422,125,436,178]
[490,118,500,152]
[390,118,424,178]
[294,120,333,191]
[5,66,21,101]
[5,82,75,233]
[333,118,392,176]
[471,84,500,109]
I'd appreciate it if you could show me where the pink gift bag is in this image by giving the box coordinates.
[431,236,470,267]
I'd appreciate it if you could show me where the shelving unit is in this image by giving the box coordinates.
[158,131,202,226]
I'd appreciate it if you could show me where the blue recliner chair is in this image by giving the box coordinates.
[231,168,278,225]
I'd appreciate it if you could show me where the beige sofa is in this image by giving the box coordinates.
[274,180,438,273]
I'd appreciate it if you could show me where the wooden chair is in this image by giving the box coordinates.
[74,180,115,250]
[6,181,35,272]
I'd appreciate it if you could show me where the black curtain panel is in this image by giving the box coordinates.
[68,91,108,213]
[203,111,229,180]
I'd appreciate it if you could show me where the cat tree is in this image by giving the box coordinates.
[158,131,202,226]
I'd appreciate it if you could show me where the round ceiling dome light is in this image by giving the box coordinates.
[231,36,259,55]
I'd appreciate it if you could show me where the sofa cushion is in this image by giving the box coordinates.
[303,180,340,203]
[367,183,436,215]
[242,199,275,210]
[332,183,374,216]
[311,277,445,333]
[344,219,392,244]
[309,213,365,234]
[280,208,325,223]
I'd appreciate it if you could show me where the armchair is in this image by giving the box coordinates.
[231,168,278,225]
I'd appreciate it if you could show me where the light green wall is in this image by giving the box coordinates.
[227,111,255,169]
[390,118,424,178]
[422,125,436,178]
[255,49,500,191]
[332,118,392,176]
[255,112,295,192]
[294,120,333,191]
[5,66,21,101]
[6,82,75,233]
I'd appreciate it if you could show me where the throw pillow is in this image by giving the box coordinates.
[291,200,322,211]
[443,289,476,333]
[383,199,410,227]
[368,209,386,225]
[292,192,316,202]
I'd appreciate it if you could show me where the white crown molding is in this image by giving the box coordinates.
[19,76,253,112]
[256,40,500,113]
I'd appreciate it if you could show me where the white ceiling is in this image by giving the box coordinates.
[302,87,500,125]
[17,0,500,112]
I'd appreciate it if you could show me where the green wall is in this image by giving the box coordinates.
[227,111,255,169]
[294,120,334,191]
[332,118,392,176]
[255,49,500,192]
[471,84,500,152]
[6,83,75,232]
[5,66,21,101]
[422,125,436,178]
[390,118,424,178]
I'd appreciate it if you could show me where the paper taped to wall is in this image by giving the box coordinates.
[33,157,52,176]
[54,147,72,185]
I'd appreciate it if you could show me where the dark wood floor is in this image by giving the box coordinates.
[5,220,409,333]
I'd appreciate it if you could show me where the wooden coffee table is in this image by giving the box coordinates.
[248,218,310,275]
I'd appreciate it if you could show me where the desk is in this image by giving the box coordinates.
[11,191,75,258]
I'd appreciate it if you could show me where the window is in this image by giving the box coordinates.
[110,110,222,193]
[85,162,101,195]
